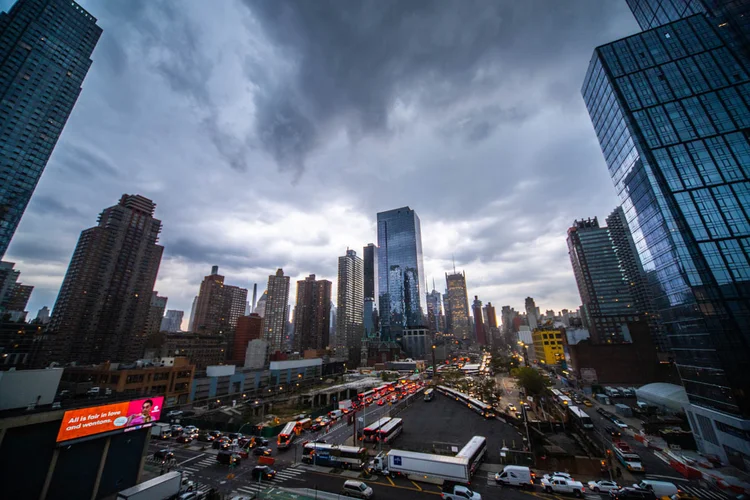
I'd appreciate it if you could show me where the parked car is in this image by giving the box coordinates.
[609,488,657,500]
[154,449,175,461]
[588,481,620,493]
[251,466,277,481]
[253,446,272,456]
[342,480,374,499]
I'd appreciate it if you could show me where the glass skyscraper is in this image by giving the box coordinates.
[582,2,750,465]
[377,207,426,340]
[0,0,102,258]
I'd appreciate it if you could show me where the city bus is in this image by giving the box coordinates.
[277,421,297,449]
[613,442,644,472]
[374,384,391,399]
[456,436,487,477]
[362,417,392,442]
[296,418,312,431]
[301,442,369,469]
[568,406,594,429]
[357,389,376,405]
[377,418,403,444]
[424,388,435,402]
[467,397,496,419]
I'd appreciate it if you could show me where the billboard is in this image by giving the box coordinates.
[56,396,164,443]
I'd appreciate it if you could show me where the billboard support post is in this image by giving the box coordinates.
[89,436,110,500]
[39,448,59,500]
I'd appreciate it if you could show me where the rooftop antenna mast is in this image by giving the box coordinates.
[452,255,456,274]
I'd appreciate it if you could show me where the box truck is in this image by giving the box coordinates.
[150,423,171,440]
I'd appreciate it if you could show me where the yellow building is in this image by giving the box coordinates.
[532,329,565,365]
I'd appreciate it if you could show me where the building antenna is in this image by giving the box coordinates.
[433,277,436,291]
[452,255,456,274]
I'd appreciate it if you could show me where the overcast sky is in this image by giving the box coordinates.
[4,0,640,327]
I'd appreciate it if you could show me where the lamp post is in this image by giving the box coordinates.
[432,345,437,381]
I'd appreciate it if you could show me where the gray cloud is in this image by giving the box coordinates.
[3,0,640,320]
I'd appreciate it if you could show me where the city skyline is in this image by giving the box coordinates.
[0,0,642,321]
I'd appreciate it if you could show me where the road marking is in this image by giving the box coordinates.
[645,474,690,482]
[387,476,395,486]
[411,480,423,491]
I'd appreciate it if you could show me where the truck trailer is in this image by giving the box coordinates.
[371,449,469,484]
[116,471,181,500]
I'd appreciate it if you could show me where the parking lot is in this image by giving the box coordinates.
[393,389,522,463]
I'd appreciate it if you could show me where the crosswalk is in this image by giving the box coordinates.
[180,456,218,476]
[679,484,730,500]
[231,465,307,496]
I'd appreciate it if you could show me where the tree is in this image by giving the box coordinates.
[512,367,549,397]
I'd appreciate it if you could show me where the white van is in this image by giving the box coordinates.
[494,465,534,488]
[328,410,344,420]
[634,480,679,497]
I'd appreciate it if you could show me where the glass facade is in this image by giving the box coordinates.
[0,0,101,258]
[567,217,640,344]
[377,207,425,339]
[582,9,750,462]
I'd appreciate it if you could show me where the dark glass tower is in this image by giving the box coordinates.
[582,3,750,464]
[377,207,425,339]
[0,0,102,258]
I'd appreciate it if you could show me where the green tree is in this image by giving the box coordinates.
[513,367,549,397]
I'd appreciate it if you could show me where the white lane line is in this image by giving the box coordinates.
[177,453,206,466]
[701,489,728,500]
[646,474,690,482]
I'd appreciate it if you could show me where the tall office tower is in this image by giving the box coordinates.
[363,243,379,300]
[524,297,539,330]
[0,260,32,320]
[161,310,184,333]
[364,297,377,337]
[606,206,668,351]
[35,305,50,324]
[442,291,452,333]
[262,269,290,352]
[582,3,750,463]
[377,207,426,339]
[293,274,332,351]
[255,291,268,319]
[472,296,487,345]
[567,217,639,344]
[501,306,513,335]
[426,287,443,335]
[192,266,248,335]
[445,271,470,339]
[336,249,364,364]
[187,296,198,332]
[485,302,498,346]
[250,283,258,313]
[0,0,102,258]
[46,195,163,365]
[144,291,167,338]
[561,309,571,327]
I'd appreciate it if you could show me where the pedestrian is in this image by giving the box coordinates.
[616,467,622,479]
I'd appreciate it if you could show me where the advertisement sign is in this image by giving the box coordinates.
[56,396,164,443]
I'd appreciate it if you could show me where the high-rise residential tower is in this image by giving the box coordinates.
[582,1,750,463]
[567,217,639,344]
[161,310,184,333]
[46,195,163,365]
[336,249,364,364]
[0,260,33,320]
[144,291,167,338]
[192,266,248,336]
[472,296,487,345]
[445,271,470,339]
[377,207,426,339]
[293,274,332,351]
[262,269,290,352]
[0,0,102,258]
[524,297,539,330]
[187,296,198,332]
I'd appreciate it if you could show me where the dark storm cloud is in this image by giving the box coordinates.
[240,0,632,174]
[8,236,70,263]
[55,143,119,179]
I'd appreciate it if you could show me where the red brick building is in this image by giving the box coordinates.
[232,314,263,364]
